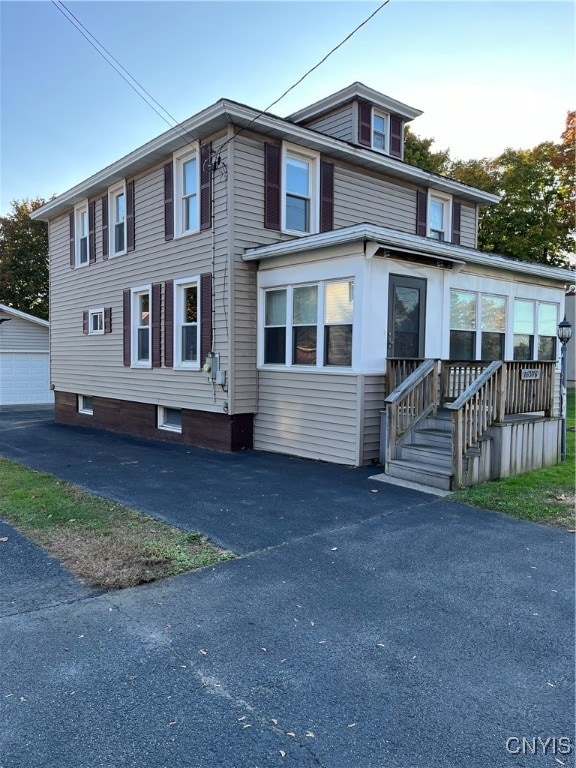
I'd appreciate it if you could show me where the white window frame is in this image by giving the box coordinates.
[158,406,183,434]
[131,284,152,369]
[449,290,507,361]
[281,142,320,236]
[74,200,90,268]
[371,108,390,154]
[260,278,355,370]
[108,181,127,257]
[173,144,200,238]
[78,394,94,415]
[513,299,558,361]
[88,307,105,335]
[174,276,201,370]
[427,190,452,242]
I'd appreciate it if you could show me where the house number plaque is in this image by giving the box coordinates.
[520,369,541,381]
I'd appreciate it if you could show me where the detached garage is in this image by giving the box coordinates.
[0,304,53,405]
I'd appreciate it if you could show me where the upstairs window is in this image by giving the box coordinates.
[75,202,90,266]
[371,109,389,152]
[428,191,452,241]
[173,146,199,237]
[108,182,126,256]
[282,144,319,235]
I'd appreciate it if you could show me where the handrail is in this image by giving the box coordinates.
[445,361,503,411]
[385,359,436,404]
[385,359,439,462]
[445,360,503,488]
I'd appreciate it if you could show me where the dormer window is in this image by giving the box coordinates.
[371,109,389,152]
[357,101,403,158]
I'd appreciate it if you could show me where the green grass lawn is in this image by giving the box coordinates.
[452,388,575,528]
[0,457,234,588]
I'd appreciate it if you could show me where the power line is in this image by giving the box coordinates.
[51,0,198,146]
[217,0,391,155]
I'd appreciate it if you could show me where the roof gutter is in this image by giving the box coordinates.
[243,224,573,284]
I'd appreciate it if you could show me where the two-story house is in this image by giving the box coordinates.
[32,82,572,488]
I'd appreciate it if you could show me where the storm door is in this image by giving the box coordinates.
[387,275,427,359]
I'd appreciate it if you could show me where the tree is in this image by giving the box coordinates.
[465,140,574,267]
[403,126,451,175]
[0,198,49,319]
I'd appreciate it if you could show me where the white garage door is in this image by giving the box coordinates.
[0,352,54,405]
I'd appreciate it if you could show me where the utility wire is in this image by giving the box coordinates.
[217,0,391,155]
[51,0,199,146]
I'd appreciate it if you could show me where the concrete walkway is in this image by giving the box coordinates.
[1,408,574,768]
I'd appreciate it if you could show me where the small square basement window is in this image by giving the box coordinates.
[158,406,182,433]
[78,395,94,415]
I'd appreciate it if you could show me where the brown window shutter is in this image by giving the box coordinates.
[164,162,174,241]
[416,190,428,237]
[200,272,212,365]
[69,211,75,268]
[82,311,89,334]
[88,201,96,264]
[164,280,174,367]
[123,289,131,367]
[104,306,112,334]
[320,160,334,233]
[264,143,281,230]
[200,142,212,231]
[151,282,161,368]
[358,102,372,147]
[452,201,462,245]
[126,180,135,251]
[101,195,109,259]
[390,116,403,158]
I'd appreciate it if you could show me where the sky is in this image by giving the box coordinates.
[0,0,574,214]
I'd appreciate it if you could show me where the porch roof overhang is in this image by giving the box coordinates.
[31,101,499,222]
[243,224,574,285]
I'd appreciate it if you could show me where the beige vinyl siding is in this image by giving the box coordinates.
[460,202,476,248]
[361,375,386,464]
[0,316,48,350]
[302,105,355,143]
[48,133,231,414]
[254,370,360,465]
[231,133,298,414]
[333,164,418,234]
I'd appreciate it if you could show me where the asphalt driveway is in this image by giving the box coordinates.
[1,408,574,768]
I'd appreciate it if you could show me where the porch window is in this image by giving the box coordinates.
[450,291,476,360]
[264,289,287,364]
[537,303,557,360]
[261,279,354,369]
[324,280,353,366]
[292,285,318,366]
[512,300,557,361]
[450,290,506,361]
[480,295,505,360]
